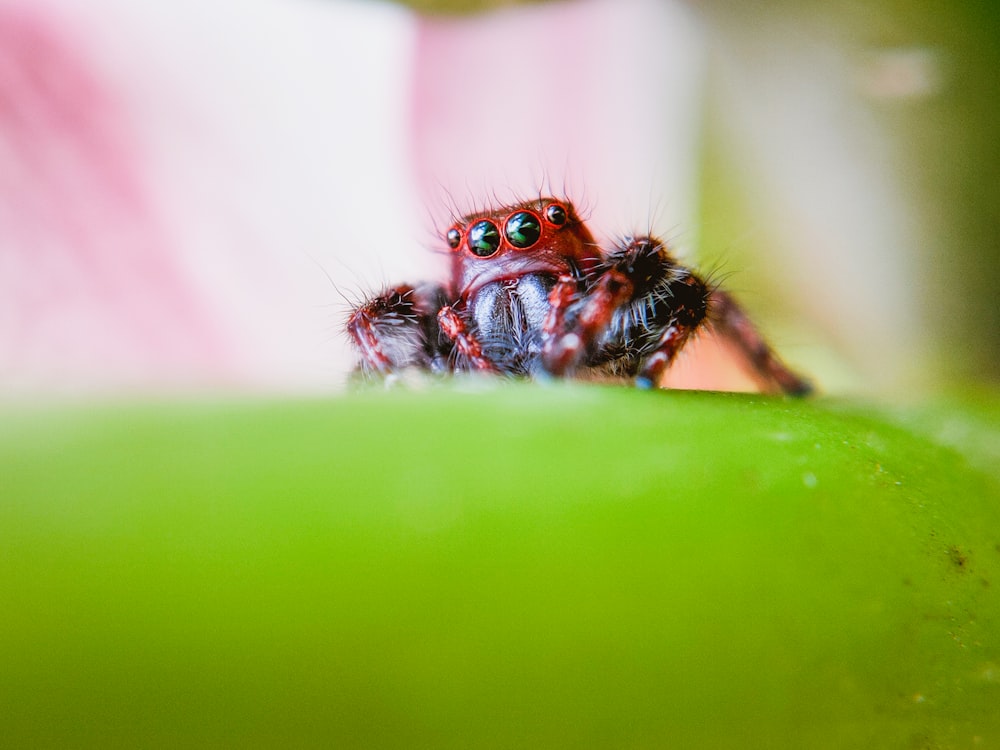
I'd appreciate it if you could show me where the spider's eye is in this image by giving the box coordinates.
[545,203,567,226]
[446,227,462,249]
[505,211,541,249]
[468,220,501,257]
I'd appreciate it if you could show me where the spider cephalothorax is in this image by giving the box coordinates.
[346,197,811,395]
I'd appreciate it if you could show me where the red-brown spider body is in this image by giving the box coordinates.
[346,197,811,395]
[447,199,601,300]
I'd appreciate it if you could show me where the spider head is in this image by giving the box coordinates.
[445,198,599,299]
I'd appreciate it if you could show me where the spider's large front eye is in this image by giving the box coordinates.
[446,227,462,249]
[505,211,541,249]
[468,220,501,257]
[545,203,567,226]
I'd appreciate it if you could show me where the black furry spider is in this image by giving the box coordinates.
[346,197,811,395]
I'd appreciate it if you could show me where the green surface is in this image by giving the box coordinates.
[2,383,999,748]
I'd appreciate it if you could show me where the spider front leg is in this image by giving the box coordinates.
[542,236,699,380]
[346,283,449,376]
[540,271,634,376]
[437,306,498,373]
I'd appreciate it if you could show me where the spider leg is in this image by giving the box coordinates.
[346,283,448,376]
[438,306,498,373]
[635,323,699,389]
[541,270,633,376]
[543,235,705,381]
[538,274,580,374]
[708,289,813,396]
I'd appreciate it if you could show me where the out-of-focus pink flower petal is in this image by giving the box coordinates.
[0,5,236,391]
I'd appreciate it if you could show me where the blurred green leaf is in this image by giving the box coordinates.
[2,383,998,747]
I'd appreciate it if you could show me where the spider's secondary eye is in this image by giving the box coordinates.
[446,227,462,249]
[505,211,541,249]
[468,220,501,257]
[545,204,567,226]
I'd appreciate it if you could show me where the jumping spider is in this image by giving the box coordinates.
[346,197,811,395]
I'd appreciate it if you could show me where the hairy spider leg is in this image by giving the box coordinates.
[537,274,578,373]
[438,305,497,373]
[541,271,634,376]
[635,322,700,389]
[708,289,814,396]
[347,284,448,375]
[346,286,412,374]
